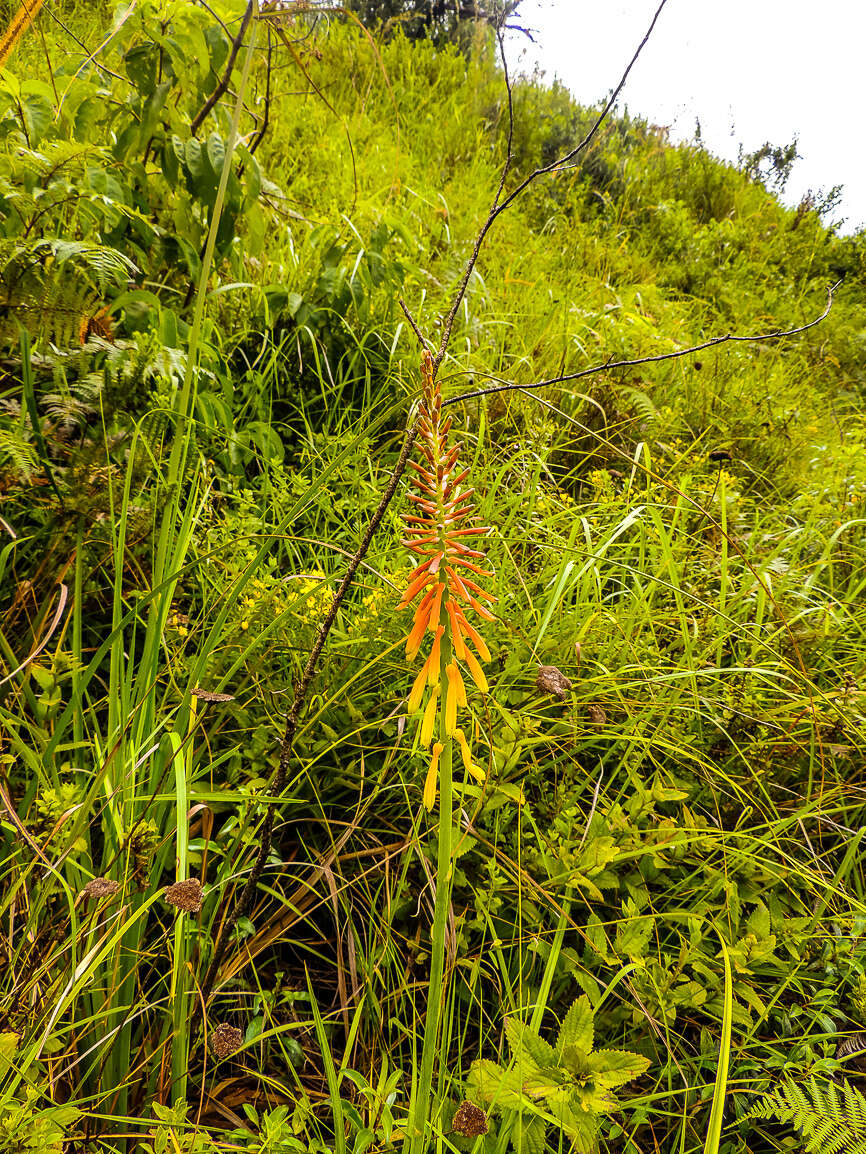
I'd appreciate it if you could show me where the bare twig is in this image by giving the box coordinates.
[248,27,274,157]
[432,0,670,372]
[443,281,842,406]
[191,2,255,137]
[399,298,431,352]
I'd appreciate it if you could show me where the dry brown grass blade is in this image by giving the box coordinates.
[0,582,68,688]
[0,779,57,875]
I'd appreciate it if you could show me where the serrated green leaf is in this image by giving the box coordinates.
[499,1066,535,1106]
[521,1065,568,1100]
[556,995,593,1058]
[587,1049,650,1089]
[745,900,771,940]
[547,1099,598,1151]
[505,1017,557,1067]
[559,1044,590,1078]
[614,913,653,960]
[467,1059,505,1107]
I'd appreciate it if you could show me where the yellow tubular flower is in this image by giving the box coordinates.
[455,728,486,784]
[420,687,439,747]
[427,625,445,687]
[445,663,459,735]
[408,664,428,715]
[462,648,489,694]
[424,743,444,810]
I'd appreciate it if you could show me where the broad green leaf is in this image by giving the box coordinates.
[206,131,226,179]
[466,1059,504,1107]
[547,1099,598,1151]
[576,1085,618,1113]
[557,996,593,1058]
[204,24,230,77]
[574,834,618,875]
[499,1066,535,1106]
[587,1049,651,1090]
[0,1032,18,1076]
[18,91,53,145]
[242,148,262,201]
[614,913,653,960]
[521,1065,568,1100]
[185,137,206,184]
[124,43,159,95]
[505,1017,557,1067]
[559,1045,590,1079]
[746,901,771,940]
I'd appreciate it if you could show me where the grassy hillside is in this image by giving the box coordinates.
[1,3,865,1153]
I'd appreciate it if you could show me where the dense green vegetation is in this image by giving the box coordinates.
[1,2,866,1152]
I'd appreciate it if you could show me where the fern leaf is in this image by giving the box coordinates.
[749,1078,866,1154]
[0,424,36,477]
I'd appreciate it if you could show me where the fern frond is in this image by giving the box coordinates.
[0,424,36,478]
[44,239,136,290]
[623,387,660,429]
[0,237,132,348]
[750,1077,866,1154]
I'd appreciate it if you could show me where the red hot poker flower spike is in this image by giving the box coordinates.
[399,350,494,807]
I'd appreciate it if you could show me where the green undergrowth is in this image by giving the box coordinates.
[0,3,865,1153]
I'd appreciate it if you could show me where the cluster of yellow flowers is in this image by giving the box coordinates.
[286,570,332,626]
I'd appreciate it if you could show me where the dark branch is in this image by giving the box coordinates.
[432,0,670,374]
[400,297,432,352]
[248,28,274,157]
[191,2,254,137]
[443,281,841,407]
[494,0,669,214]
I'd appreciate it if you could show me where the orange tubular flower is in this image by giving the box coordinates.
[400,350,495,809]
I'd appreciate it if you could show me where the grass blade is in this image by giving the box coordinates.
[704,938,733,1154]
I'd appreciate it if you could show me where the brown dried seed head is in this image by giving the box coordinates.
[211,1023,244,1059]
[536,664,572,701]
[452,1101,488,1138]
[81,878,121,901]
[587,704,606,726]
[163,878,203,913]
[191,688,235,703]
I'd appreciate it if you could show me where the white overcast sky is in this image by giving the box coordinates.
[504,1,865,233]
